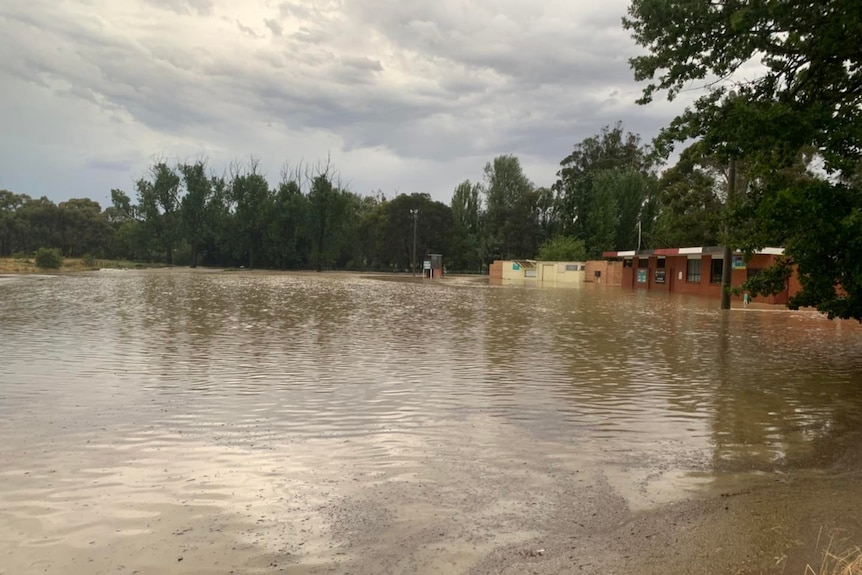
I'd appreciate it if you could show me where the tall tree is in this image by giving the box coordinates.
[230,159,272,270]
[483,155,543,261]
[553,123,654,255]
[651,157,722,248]
[450,180,482,271]
[137,162,182,264]
[0,190,26,256]
[179,161,213,268]
[306,168,345,272]
[267,172,307,270]
[624,0,862,175]
[57,198,113,257]
[624,0,862,319]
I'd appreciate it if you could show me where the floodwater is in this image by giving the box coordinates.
[1,270,861,575]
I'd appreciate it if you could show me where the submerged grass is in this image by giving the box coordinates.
[806,529,862,575]
[0,257,161,274]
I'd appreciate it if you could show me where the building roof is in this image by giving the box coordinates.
[602,246,785,258]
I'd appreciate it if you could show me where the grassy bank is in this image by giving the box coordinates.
[807,540,862,575]
[0,257,163,274]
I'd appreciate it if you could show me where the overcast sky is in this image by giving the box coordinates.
[0,0,690,207]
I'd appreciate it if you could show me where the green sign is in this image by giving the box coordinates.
[637,269,648,283]
[513,263,520,271]
[732,255,745,269]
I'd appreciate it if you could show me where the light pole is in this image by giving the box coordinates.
[410,208,419,277]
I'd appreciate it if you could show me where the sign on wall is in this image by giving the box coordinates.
[637,269,648,283]
[732,255,745,269]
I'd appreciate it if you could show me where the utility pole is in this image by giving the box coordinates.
[720,156,736,310]
[720,90,738,311]
[410,208,419,277]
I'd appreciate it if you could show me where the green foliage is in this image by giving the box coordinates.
[136,162,181,264]
[553,123,656,257]
[81,253,96,267]
[624,0,862,173]
[483,155,543,261]
[449,180,482,271]
[34,247,63,269]
[651,146,723,248]
[537,236,587,262]
[626,0,862,319]
[750,179,862,320]
[179,161,213,268]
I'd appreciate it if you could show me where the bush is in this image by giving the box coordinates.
[81,253,97,267]
[12,250,32,261]
[537,236,587,261]
[35,248,63,269]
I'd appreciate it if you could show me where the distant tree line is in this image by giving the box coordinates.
[4,1,860,320]
[0,123,739,273]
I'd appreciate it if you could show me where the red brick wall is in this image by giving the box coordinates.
[622,262,634,287]
[489,260,503,281]
[617,253,796,304]
[585,260,622,285]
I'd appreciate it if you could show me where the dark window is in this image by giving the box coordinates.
[656,258,666,269]
[623,259,633,268]
[710,258,724,283]
[687,259,702,283]
[747,268,762,280]
[638,258,649,268]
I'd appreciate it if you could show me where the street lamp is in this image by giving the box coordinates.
[410,208,419,277]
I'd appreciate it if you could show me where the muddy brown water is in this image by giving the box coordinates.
[2,269,861,575]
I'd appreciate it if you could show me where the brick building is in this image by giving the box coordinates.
[602,246,801,305]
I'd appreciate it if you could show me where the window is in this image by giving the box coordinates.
[687,259,702,283]
[638,258,649,268]
[710,258,724,283]
[565,264,579,271]
[623,259,633,268]
[656,258,666,269]
[747,268,762,281]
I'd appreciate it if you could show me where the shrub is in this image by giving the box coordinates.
[34,248,63,269]
[537,236,587,262]
[81,253,97,267]
[12,250,32,261]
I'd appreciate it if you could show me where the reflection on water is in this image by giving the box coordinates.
[1,270,861,573]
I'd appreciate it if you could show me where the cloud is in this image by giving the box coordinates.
[264,18,282,36]
[143,0,214,16]
[0,0,690,204]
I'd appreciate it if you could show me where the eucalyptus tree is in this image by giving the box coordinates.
[553,123,655,256]
[483,155,544,261]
